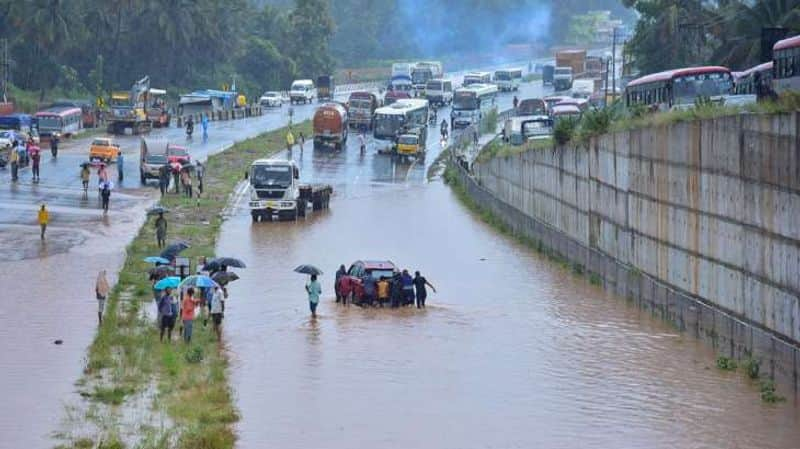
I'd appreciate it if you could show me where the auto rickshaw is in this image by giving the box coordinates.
[395,126,427,162]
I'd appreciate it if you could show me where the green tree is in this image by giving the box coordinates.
[287,0,335,77]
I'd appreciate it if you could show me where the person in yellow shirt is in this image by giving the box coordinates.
[38,204,49,240]
[286,129,295,152]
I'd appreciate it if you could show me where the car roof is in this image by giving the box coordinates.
[359,260,397,270]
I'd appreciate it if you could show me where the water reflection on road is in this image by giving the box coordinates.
[218,145,800,448]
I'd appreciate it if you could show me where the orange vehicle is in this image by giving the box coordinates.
[89,137,121,162]
[312,103,349,150]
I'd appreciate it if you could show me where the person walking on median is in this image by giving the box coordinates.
[181,287,200,343]
[181,169,193,198]
[286,129,295,153]
[96,270,110,325]
[306,274,321,318]
[37,204,49,240]
[154,212,167,248]
[158,164,170,196]
[210,286,224,341]
[158,287,176,342]
[196,161,204,195]
[413,271,436,308]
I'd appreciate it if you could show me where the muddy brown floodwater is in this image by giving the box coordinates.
[217,142,800,448]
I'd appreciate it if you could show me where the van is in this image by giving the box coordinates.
[425,79,453,105]
[289,80,315,104]
[139,138,169,183]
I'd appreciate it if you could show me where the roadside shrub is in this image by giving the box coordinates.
[480,108,499,134]
[185,346,204,364]
[577,107,617,141]
[553,117,577,145]
[759,380,785,403]
[742,357,760,379]
[716,356,738,371]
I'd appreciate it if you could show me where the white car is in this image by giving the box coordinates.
[0,131,15,148]
[259,91,284,108]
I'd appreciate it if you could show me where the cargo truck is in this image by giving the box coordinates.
[248,159,332,222]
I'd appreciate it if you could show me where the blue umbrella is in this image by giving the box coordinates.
[154,276,181,290]
[179,275,219,289]
[144,256,171,264]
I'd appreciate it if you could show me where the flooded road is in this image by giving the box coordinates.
[216,91,800,447]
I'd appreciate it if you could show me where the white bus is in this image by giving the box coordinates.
[425,79,454,105]
[463,71,492,86]
[494,68,523,91]
[451,83,498,129]
[373,99,429,140]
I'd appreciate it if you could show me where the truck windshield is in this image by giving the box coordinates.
[251,165,292,188]
[350,99,372,110]
[495,73,511,81]
[555,69,571,76]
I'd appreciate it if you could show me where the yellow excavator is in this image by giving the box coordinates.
[107,76,151,135]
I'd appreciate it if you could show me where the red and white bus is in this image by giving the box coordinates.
[625,66,755,110]
[772,35,800,95]
[733,61,773,99]
[35,106,83,137]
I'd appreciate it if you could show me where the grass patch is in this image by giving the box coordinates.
[64,120,312,448]
[480,108,499,135]
[589,273,602,285]
[742,357,760,380]
[759,380,785,403]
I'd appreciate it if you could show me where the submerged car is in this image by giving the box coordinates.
[335,260,398,303]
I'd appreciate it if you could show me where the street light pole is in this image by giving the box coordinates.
[611,27,618,100]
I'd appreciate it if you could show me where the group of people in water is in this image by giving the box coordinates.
[333,265,436,309]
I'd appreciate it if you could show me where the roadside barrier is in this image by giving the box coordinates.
[175,104,263,128]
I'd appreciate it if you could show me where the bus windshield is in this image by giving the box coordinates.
[37,116,61,130]
[495,72,511,81]
[453,92,477,110]
[673,73,733,104]
[375,114,404,137]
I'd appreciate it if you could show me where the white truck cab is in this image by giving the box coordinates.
[248,159,333,222]
[289,79,316,104]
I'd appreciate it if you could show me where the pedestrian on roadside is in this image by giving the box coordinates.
[98,164,109,185]
[335,264,346,302]
[413,271,436,308]
[286,129,295,152]
[473,129,479,147]
[172,164,181,194]
[158,164,170,196]
[117,152,124,182]
[30,146,41,182]
[358,132,366,155]
[80,164,91,192]
[95,270,110,325]
[306,274,321,318]
[181,287,200,343]
[401,269,415,306]
[377,276,390,307]
[38,204,49,240]
[201,114,209,140]
[210,286,224,341]
[196,161,204,195]
[158,287,176,342]
[154,212,167,248]
[9,145,18,182]
[299,132,305,149]
[50,133,59,158]
[181,169,192,197]
[513,95,519,110]
[100,181,111,213]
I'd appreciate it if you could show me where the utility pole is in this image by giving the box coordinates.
[611,27,618,100]
[1,38,8,103]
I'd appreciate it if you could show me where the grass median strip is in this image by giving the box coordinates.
[59,121,312,449]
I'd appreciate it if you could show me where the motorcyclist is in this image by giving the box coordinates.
[186,117,194,136]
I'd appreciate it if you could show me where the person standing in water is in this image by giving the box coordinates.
[306,274,321,318]
[413,271,436,308]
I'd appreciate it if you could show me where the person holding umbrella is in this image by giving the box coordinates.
[306,275,321,318]
[181,287,201,343]
[154,213,167,248]
[158,287,176,342]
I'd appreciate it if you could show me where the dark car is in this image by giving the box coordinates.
[336,260,398,303]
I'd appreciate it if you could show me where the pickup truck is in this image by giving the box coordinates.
[89,137,121,162]
[248,159,333,222]
[139,137,169,183]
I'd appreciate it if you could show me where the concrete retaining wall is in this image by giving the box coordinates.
[465,111,800,391]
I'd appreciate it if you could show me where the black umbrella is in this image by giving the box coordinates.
[160,241,190,261]
[80,161,91,168]
[147,206,170,216]
[294,264,323,276]
[211,271,240,285]
[204,257,247,271]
